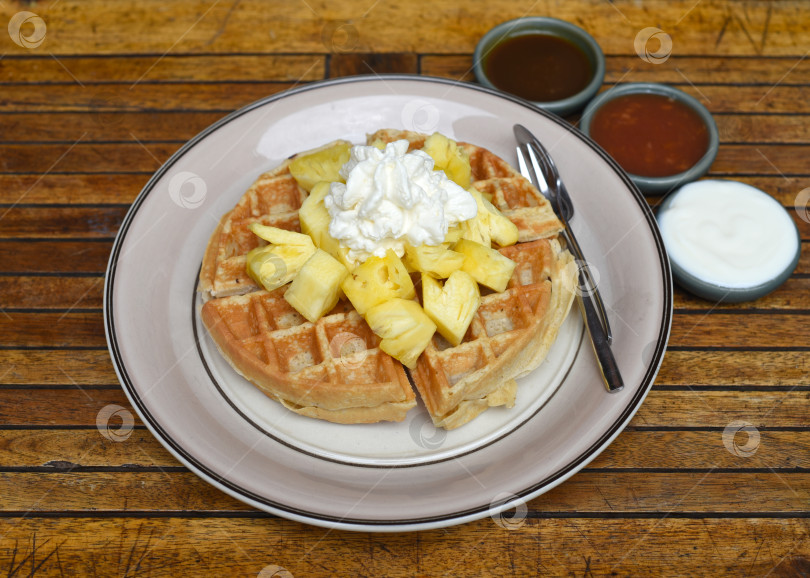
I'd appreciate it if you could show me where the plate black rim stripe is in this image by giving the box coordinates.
[104,74,672,528]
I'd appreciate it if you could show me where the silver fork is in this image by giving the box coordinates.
[514,124,623,393]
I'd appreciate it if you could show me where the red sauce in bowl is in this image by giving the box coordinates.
[588,93,709,177]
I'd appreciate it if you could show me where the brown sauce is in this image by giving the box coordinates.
[484,34,593,102]
[589,93,709,177]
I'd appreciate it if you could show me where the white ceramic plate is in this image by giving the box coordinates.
[105,75,672,532]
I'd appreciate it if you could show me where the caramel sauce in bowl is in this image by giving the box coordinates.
[474,17,605,117]
[580,83,719,195]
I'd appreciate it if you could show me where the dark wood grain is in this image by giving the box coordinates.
[0,0,808,573]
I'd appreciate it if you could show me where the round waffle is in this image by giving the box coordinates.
[199,130,575,428]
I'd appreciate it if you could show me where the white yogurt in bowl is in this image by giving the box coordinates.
[656,180,800,302]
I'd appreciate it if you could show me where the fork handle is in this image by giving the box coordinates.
[561,226,614,344]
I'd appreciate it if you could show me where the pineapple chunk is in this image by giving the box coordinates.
[289,141,352,192]
[403,243,464,279]
[246,243,316,292]
[341,250,415,315]
[298,181,356,271]
[468,188,519,247]
[422,272,480,346]
[458,210,491,247]
[445,225,463,244]
[455,239,516,292]
[422,133,472,189]
[249,223,314,247]
[365,298,437,369]
[284,249,349,323]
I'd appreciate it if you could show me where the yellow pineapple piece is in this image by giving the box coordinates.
[455,239,516,292]
[458,210,491,247]
[341,250,415,315]
[445,225,463,244]
[422,133,472,189]
[249,223,314,247]
[246,243,316,292]
[403,243,464,279]
[421,271,480,346]
[289,141,352,192]
[468,188,519,247]
[365,298,437,369]
[284,249,349,323]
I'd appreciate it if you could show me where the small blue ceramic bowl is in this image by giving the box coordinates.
[473,17,605,117]
[580,83,719,195]
[656,180,801,303]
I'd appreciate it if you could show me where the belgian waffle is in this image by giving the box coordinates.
[201,286,416,423]
[200,130,575,427]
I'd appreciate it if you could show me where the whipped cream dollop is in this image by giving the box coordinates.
[325,140,477,263]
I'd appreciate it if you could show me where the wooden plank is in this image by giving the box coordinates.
[0,276,103,309]
[423,54,810,86]
[4,141,810,178]
[1,1,808,56]
[0,517,805,576]
[0,174,148,205]
[0,143,179,174]
[633,390,810,428]
[668,313,810,348]
[674,278,810,311]
[0,54,324,83]
[0,389,135,427]
[3,387,810,429]
[329,53,418,77]
[655,350,810,386]
[8,272,806,312]
[6,110,808,146]
[0,83,296,113]
[0,313,106,348]
[0,241,113,273]
[1,470,810,513]
[2,428,808,470]
[0,350,117,385]
[2,83,810,114]
[0,113,219,145]
[0,207,126,238]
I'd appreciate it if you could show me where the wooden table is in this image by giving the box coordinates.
[1,0,809,575]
